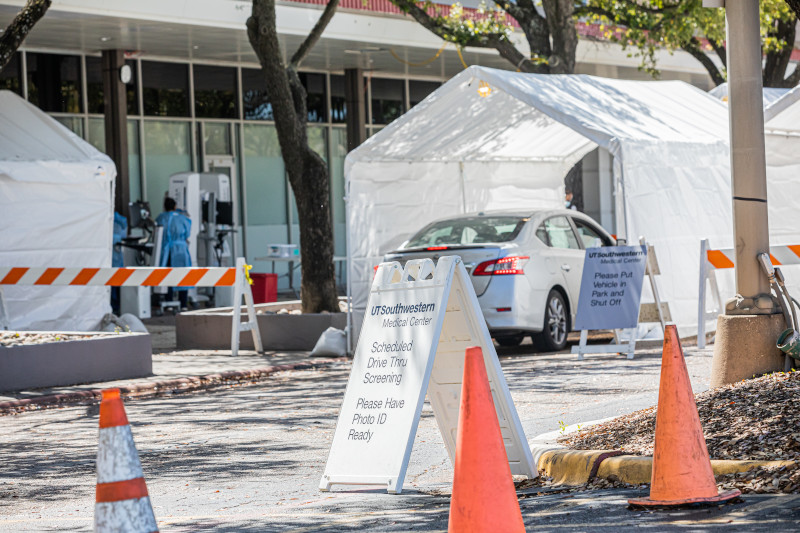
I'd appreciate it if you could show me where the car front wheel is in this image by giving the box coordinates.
[535,290,569,352]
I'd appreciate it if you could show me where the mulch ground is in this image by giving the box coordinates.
[556,370,800,494]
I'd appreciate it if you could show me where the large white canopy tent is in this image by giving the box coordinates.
[0,91,116,331]
[709,82,790,107]
[764,87,800,249]
[346,66,734,340]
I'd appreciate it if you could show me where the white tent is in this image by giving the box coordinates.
[764,86,800,264]
[346,66,733,338]
[0,91,116,331]
[709,82,790,107]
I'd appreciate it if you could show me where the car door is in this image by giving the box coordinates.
[540,216,584,315]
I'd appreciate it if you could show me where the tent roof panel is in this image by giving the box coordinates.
[0,91,109,163]
[709,83,790,108]
[349,66,729,166]
[764,84,800,133]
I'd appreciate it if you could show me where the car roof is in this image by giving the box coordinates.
[428,208,588,222]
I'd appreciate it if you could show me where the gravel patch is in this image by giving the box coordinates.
[0,331,112,347]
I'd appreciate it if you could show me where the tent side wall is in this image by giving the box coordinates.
[620,140,733,337]
[0,166,114,331]
[765,133,800,313]
[347,158,567,339]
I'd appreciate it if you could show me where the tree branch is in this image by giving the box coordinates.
[0,0,51,72]
[390,0,544,72]
[710,39,726,68]
[289,0,340,69]
[786,0,800,20]
[683,37,725,86]
[247,0,305,170]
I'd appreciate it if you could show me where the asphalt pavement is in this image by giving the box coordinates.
[9,334,798,531]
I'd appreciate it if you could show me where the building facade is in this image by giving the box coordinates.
[0,0,720,290]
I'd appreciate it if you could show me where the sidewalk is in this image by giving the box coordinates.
[0,346,345,412]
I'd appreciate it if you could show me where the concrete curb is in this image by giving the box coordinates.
[534,448,796,486]
[0,356,349,415]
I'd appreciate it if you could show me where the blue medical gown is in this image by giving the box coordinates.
[155,210,192,270]
[112,212,128,268]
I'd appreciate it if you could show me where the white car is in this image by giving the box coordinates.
[383,209,615,350]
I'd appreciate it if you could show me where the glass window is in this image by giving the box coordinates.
[370,78,404,124]
[330,128,347,257]
[87,118,143,203]
[572,218,611,248]
[0,53,22,95]
[194,65,237,119]
[143,121,192,215]
[409,80,439,107]
[541,217,580,250]
[87,116,105,151]
[141,61,189,117]
[203,122,232,155]
[54,116,83,137]
[85,57,139,115]
[536,225,548,245]
[241,68,272,120]
[403,216,528,249]
[243,123,287,226]
[128,120,142,203]
[26,53,82,113]
[300,72,326,123]
[330,75,346,123]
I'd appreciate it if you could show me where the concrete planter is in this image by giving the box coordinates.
[0,332,152,392]
[176,301,347,351]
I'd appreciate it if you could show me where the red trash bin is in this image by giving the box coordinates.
[250,273,277,304]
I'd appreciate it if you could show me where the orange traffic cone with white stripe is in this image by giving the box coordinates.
[628,325,740,508]
[448,346,525,532]
[94,389,159,532]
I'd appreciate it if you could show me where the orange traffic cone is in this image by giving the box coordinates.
[448,346,525,532]
[628,325,740,508]
[94,389,159,532]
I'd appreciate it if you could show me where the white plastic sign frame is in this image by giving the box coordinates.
[319,256,535,494]
[572,244,648,360]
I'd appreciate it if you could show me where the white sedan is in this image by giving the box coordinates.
[383,209,615,350]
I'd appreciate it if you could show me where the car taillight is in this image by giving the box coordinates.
[473,256,529,276]
[426,246,449,250]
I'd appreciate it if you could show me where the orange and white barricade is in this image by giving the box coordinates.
[698,239,800,349]
[0,257,262,356]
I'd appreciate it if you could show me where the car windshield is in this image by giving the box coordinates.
[402,216,528,249]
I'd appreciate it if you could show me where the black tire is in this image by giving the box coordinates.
[495,334,524,347]
[535,290,569,352]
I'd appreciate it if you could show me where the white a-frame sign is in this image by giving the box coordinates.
[320,256,535,494]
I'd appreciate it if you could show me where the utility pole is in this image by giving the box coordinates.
[704,1,785,385]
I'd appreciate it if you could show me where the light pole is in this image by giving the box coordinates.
[705,0,785,386]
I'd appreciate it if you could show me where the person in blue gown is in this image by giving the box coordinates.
[155,197,192,310]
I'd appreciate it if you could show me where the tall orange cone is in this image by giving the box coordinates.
[94,389,159,532]
[448,346,525,532]
[628,325,740,508]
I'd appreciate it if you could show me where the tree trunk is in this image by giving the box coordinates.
[248,0,339,314]
[763,16,796,87]
[291,152,339,312]
[541,0,578,73]
[0,0,51,72]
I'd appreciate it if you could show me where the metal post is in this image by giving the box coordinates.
[724,1,776,315]
[102,50,130,219]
